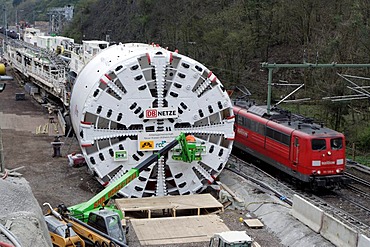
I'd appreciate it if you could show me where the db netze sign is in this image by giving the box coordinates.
[144,107,178,119]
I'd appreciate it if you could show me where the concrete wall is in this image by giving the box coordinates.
[291,194,323,233]
[291,194,370,247]
[357,234,370,247]
[320,213,357,247]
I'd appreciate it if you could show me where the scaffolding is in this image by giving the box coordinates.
[47,5,74,35]
[4,38,70,106]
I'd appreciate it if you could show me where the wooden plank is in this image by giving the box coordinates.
[115,194,223,218]
[116,194,222,210]
[130,215,230,245]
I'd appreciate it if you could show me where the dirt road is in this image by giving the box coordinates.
[0,69,101,212]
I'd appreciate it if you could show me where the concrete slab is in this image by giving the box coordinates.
[320,213,358,247]
[130,215,229,245]
[243,219,264,228]
[219,170,335,247]
[357,234,370,247]
[291,194,323,232]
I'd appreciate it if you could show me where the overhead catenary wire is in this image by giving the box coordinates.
[337,73,370,98]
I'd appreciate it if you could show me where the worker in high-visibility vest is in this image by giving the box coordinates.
[186,135,196,143]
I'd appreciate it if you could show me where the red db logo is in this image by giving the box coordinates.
[146,109,157,118]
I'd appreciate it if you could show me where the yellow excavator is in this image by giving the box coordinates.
[44,132,205,247]
[0,63,13,93]
[44,209,85,247]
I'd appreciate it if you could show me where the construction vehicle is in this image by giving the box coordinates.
[45,132,205,247]
[0,82,5,92]
[209,231,254,247]
[45,203,126,247]
[44,213,85,247]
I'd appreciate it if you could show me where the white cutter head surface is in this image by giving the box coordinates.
[70,43,234,197]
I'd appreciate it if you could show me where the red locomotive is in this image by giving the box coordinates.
[233,100,349,189]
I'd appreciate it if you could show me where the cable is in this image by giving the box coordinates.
[226,166,293,206]
[245,201,291,213]
[0,223,22,247]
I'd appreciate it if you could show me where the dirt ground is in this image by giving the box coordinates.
[0,72,101,210]
[0,69,284,247]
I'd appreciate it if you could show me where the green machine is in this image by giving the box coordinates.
[49,132,205,246]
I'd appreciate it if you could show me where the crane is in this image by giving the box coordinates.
[44,132,205,247]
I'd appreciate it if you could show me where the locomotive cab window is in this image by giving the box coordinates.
[331,138,343,150]
[312,139,326,151]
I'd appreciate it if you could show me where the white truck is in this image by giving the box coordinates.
[209,231,255,247]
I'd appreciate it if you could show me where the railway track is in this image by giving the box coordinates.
[227,154,370,237]
[226,154,294,205]
[345,172,370,195]
[345,162,370,191]
[327,164,370,228]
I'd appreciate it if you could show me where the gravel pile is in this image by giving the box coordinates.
[0,177,52,247]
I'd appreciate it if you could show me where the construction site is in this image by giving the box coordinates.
[0,63,288,247]
[1,24,366,246]
[0,35,288,246]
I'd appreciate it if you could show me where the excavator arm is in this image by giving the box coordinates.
[68,132,205,220]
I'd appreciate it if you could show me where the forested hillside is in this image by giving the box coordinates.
[10,0,370,160]
[7,0,79,25]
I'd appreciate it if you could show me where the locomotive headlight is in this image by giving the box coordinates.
[336,168,342,173]
[327,151,332,156]
[317,170,321,175]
